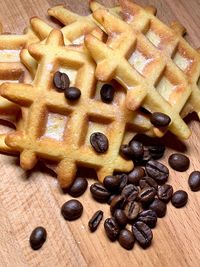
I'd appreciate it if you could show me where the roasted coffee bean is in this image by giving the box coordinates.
[64,87,81,100]
[121,184,139,202]
[128,167,145,185]
[139,176,158,190]
[135,147,152,165]
[110,195,126,215]
[124,201,140,220]
[168,153,190,172]
[88,210,103,232]
[129,140,144,159]
[90,183,111,203]
[148,144,165,160]
[29,227,47,250]
[117,174,128,192]
[146,160,169,184]
[148,198,167,218]
[138,187,157,203]
[120,144,132,159]
[114,209,128,228]
[132,221,153,248]
[68,177,88,197]
[150,112,171,127]
[118,229,135,250]
[53,71,70,91]
[103,175,121,192]
[188,171,200,191]
[61,199,83,221]
[137,210,157,228]
[104,218,120,241]
[107,194,117,205]
[171,190,188,208]
[90,132,109,153]
[157,184,173,202]
[100,84,115,103]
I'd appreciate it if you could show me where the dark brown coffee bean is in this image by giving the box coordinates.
[100,84,115,103]
[135,147,152,166]
[53,71,70,91]
[129,140,144,159]
[90,183,111,203]
[137,210,157,228]
[138,187,157,203]
[110,195,126,215]
[29,227,47,250]
[188,171,200,191]
[150,112,171,127]
[114,209,128,228]
[107,194,117,205]
[116,174,128,192]
[104,218,120,241]
[121,184,139,202]
[139,176,158,190]
[120,144,132,159]
[118,229,135,250]
[88,210,103,232]
[90,132,109,153]
[146,160,169,184]
[132,221,153,248]
[148,144,165,160]
[157,184,173,202]
[171,190,188,208]
[168,153,190,172]
[68,177,88,197]
[64,86,81,100]
[103,175,121,192]
[124,201,140,220]
[128,167,145,185]
[61,199,83,221]
[148,198,167,218]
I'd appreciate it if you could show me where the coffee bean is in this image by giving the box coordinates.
[188,171,200,191]
[168,153,190,172]
[114,209,128,228]
[110,195,126,215]
[100,84,115,103]
[88,210,103,232]
[148,144,165,160]
[138,187,157,203]
[104,218,120,241]
[132,221,153,248]
[128,167,145,185]
[90,132,109,153]
[157,184,173,202]
[61,199,83,221]
[137,210,157,228]
[148,198,167,218]
[121,184,139,202]
[90,183,111,203]
[117,174,128,192]
[120,144,132,159]
[107,194,117,205]
[118,229,135,250]
[150,112,171,127]
[124,201,140,220]
[53,71,70,91]
[129,140,144,159]
[103,175,121,192]
[146,160,169,184]
[29,227,47,250]
[64,87,81,100]
[68,177,88,197]
[135,147,152,166]
[171,190,188,208]
[139,176,158,190]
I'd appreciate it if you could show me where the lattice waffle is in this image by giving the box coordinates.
[85,0,195,140]
[0,29,155,188]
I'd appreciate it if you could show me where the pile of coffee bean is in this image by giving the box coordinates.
[29,135,200,251]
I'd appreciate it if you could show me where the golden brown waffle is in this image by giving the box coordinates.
[86,0,193,140]
[0,29,155,188]
[0,24,40,153]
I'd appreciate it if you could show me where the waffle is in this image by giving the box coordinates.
[0,29,155,188]
[85,0,194,140]
[0,24,40,153]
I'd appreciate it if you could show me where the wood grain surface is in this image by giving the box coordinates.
[0,1,200,266]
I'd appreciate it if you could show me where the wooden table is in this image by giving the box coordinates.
[0,1,200,266]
